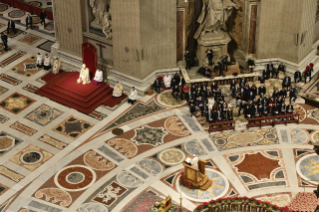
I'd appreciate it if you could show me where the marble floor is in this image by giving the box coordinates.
[1,9,319,212]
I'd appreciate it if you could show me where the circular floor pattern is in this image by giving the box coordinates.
[78,203,108,212]
[184,140,206,156]
[157,90,186,107]
[54,165,96,192]
[8,10,25,18]
[0,4,8,12]
[159,148,185,165]
[21,151,42,164]
[117,170,143,188]
[178,168,229,202]
[296,153,319,183]
[228,132,263,144]
[291,128,308,144]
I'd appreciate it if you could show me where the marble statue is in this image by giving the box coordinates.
[194,0,239,39]
[77,64,91,84]
[102,12,112,39]
[90,0,110,25]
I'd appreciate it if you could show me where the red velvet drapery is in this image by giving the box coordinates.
[0,0,53,20]
[82,43,98,77]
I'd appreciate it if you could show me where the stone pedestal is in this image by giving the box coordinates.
[196,32,231,66]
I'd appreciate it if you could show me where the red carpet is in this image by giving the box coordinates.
[36,72,127,114]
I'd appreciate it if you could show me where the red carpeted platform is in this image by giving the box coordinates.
[36,71,127,114]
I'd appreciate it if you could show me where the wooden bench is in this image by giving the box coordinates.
[209,120,235,132]
[247,113,299,129]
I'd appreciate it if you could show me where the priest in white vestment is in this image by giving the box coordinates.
[36,53,43,67]
[43,54,51,70]
[113,81,123,98]
[163,73,172,89]
[52,58,61,74]
[93,69,103,85]
[77,64,91,84]
[128,87,137,104]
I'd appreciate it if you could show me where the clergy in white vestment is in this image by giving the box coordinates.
[43,54,51,70]
[77,64,91,84]
[93,69,103,85]
[36,53,43,67]
[113,81,123,98]
[128,87,137,104]
[163,73,172,89]
[52,58,61,74]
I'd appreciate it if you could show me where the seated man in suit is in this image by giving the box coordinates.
[232,84,240,98]
[280,102,286,115]
[230,79,236,91]
[26,14,33,30]
[153,78,162,93]
[206,109,214,123]
[227,105,233,121]
[244,104,252,118]
[238,100,246,116]
[267,62,274,78]
[262,104,269,117]
[289,85,297,103]
[286,102,294,119]
[272,102,280,116]
[251,103,260,118]
[282,74,291,89]
[277,63,285,77]
[7,19,15,34]
[294,70,302,83]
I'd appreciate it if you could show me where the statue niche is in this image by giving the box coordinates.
[89,0,112,39]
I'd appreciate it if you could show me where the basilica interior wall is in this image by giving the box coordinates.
[55,0,83,57]
[140,0,177,79]
[228,0,244,51]
[112,0,142,79]
[257,0,303,63]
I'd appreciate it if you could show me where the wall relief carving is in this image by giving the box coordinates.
[89,0,112,39]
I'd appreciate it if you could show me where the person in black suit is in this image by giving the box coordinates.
[282,74,291,89]
[267,62,274,78]
[217,59,224,76]
[286,103,294,114]
[247,91,255,103]
[26,14,33,30]
[277,63,285,78]
[172,84,180,100]
[251,103,260,118]
[238,100,246,116]
[227,105,233,121]
[230,79,236,91]
[206,48,213,66]
[232,84,240,98]
[189,99,196,117]
[289,85,297,103]
[240,77,246,88]
[262,66,269,80]
[204,67,211,78]
[1,32,8,52]
[304,66,312,83]
[262,104,269,117]
[294,70,302,83]
[279,88,287,99]
[272,103,280,116]
[244,104,251,118]
[153,78,161,93]
[258,84,266,97]
[184,51,191,70]
[221,54,228,72]
[7,19,15,34]
[280,102,286,115]
[206,109,214,123]
[40,9,47,26]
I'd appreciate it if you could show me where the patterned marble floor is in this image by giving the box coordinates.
[1,7,319,212]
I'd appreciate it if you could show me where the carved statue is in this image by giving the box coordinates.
[90,0,109,25]
[102,12,112,39]
[194,0,239,39]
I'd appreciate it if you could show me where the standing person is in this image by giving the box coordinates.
[218,59,224,77]
[282,74,291,89]
[230,79,236,92]
[289,85,297,103]
[222,53,228,72]
[172,84,180,100]
[36,53,43,67]
[277,63,285,77]
[206,48,213,66]
[184,51,191,70]
[1,32,8,52]
[304,66,312,83]
[189,99,196,117]
[153,78,161,93]
[128,87,137,104]
[43,54,51,70]
[258,84,266,97]
[40,9,47,26]
[227,105,233,121]
[7,19,15,34]
[26,14,33,30]
[294,70,302,83]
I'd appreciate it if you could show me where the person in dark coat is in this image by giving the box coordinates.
[40,9,47,26]
[238,100,246,116]
[262,104,269,117]
[277,63,285,77]
[258,84,266,97]
[197,66,206,75]
[240,77,246,88]
[232,84,240,98]
[267,62,274,78]
[244,104,251,118]
[184,51,191,70]
[250,84,257,96]
[286,103,294,114]
[280,102,286,115]
[7,19,15,34]
[294,70,302,83]
[26,14,33,30]
[230,79,236,91]
[289,85,297,103]
[214,110,223,122]
[251,103,260,118]
[186,90,193,102]
[172,84,180,100]
[153,78,161,93]
[218,59,224,76]
[1,32,8,51]
[206,48,213,66]
[304,66,312,83]
[189,99,196,117]
[282,74,291,89]
[227,105,233,121]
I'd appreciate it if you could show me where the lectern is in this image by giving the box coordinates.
[182,155,212,190]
